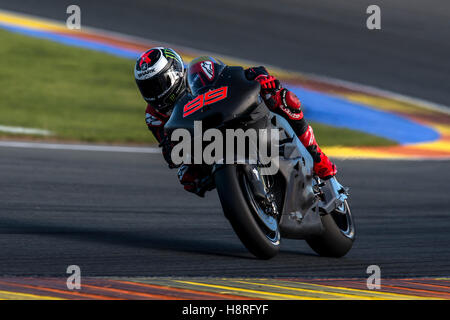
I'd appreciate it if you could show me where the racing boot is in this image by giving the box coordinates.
[298,125,337,180]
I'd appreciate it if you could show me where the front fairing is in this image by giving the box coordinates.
[164,66,265,135]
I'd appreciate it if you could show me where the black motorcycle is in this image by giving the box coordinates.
[164,60,355,259]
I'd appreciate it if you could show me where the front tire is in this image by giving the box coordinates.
[214,165,280,259]
[306,200,355,257]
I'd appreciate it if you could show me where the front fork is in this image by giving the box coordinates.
[314,176,349,214]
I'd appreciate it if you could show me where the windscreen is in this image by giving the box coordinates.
[187,56,226,96]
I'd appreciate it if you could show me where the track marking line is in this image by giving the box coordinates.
[0,141,159,153]
[173,280,322,300]
[404,281,450,292]
[289,281,439,300]
[0,140,447,160]
[115,280,252,300]
[233,280,378,300]
[335,280,450,299]
[0,125,52,136]
[0,289,62,300]
[373,284,450,298]
[0,279,118,300]
[78,283,185,300]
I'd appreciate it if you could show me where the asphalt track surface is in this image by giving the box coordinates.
[0,0,450,107]
[0,1,449,278]
[0,146,449,277]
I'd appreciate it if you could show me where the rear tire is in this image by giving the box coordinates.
[306,200,355,257]
[214,165,280,259]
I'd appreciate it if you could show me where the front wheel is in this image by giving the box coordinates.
[214,165,280,259]
[306,200,355,257]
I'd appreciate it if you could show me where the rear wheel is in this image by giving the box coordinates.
[306,200,355,257]
[214,165,280,259]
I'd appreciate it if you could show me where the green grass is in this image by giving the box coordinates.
[0,29,148,143]
[0,29,395,147]
[308,122,395,147]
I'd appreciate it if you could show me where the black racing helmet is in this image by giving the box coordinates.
[187,56,226,96]
[134,47,185,113]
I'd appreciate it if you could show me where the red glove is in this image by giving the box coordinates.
[255,74,281,91]
[253,69,304,120]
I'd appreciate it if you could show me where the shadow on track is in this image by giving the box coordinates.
[0,215,261,260]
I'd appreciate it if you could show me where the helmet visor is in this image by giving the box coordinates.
[136,63,182,102]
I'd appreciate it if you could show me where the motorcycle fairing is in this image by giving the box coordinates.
[165,66,262,135]
[267,113,324,239]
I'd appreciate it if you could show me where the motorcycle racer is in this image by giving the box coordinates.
[134,48,337,195]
